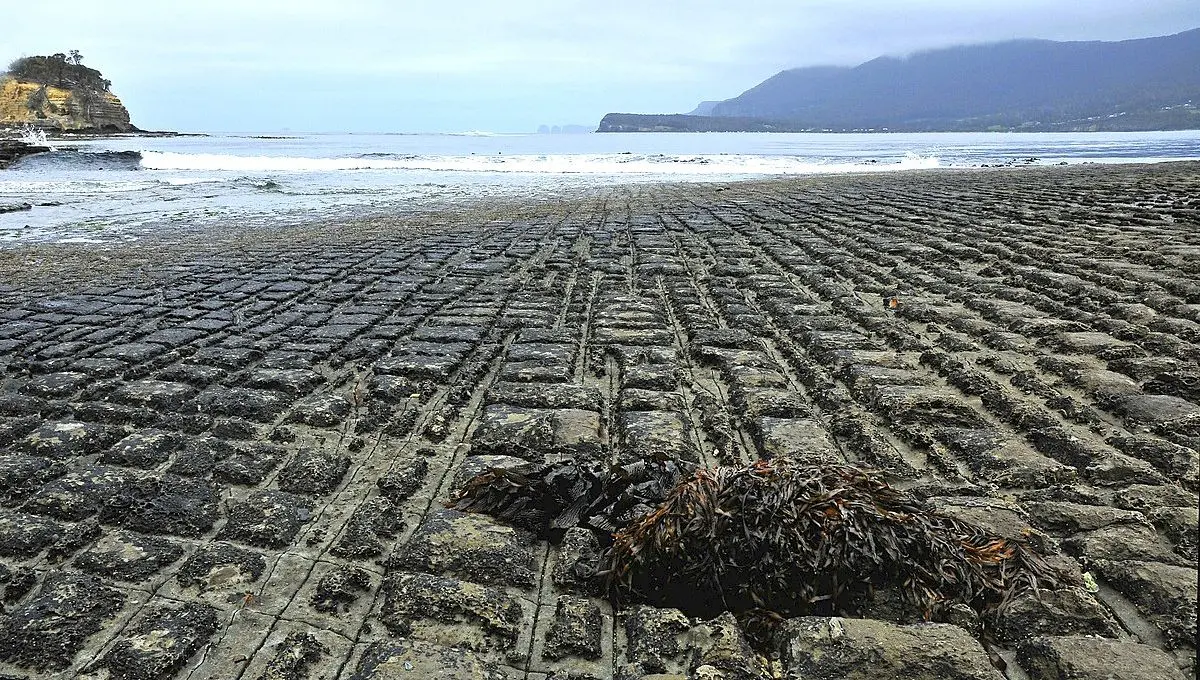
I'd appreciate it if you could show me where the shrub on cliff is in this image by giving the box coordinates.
[6,52,111,93]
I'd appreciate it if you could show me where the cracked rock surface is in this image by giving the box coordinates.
[0,163,1196,678]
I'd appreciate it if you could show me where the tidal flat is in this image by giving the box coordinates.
[0,162,1196,679]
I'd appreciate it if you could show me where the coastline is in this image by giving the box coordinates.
[3,160,1198,283]
[0,124,197,139]
[4,130,1198,246]
[0,128,201,168]
[0,160,1196,678]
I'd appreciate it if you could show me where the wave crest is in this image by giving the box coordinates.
[11,149,143,171]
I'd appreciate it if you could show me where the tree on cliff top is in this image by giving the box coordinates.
[6,53,111,92]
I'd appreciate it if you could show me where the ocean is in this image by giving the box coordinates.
[2,130,1199,244]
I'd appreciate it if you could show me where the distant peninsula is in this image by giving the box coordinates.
[0,51,135,133]
[599,28,1200,133]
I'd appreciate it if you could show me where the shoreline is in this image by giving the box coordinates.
[3,131,1197,245]
[0,126,201,140]
[3,160,1198,283]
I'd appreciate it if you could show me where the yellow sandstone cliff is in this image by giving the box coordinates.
[0,76,134,131]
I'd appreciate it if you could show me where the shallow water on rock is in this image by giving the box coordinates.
[1,130,1198,244]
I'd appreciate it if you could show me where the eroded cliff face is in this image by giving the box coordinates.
[0,77,134,132]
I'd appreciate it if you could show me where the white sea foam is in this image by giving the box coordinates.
[0,179,159,195]
[1043,155,1200,166]
[139,151,942,176]
[160,176,226,186]
[17,123,53,149]
[8,130,1196,246]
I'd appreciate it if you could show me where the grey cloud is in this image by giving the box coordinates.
[4,0,1196,131]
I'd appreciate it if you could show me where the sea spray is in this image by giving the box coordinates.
[17,124,54,150]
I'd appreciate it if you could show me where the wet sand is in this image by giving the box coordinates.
[0,162,1196,679]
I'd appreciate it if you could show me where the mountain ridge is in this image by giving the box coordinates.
[599,29,1200,132]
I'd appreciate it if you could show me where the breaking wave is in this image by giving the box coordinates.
[11,149,143,171]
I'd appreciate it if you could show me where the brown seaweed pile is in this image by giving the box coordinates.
[600,460,1071,619]
[452,459,1073,622]
[452,459,693,539]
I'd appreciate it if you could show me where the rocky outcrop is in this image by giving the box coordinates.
[0,77,134,132]
[0,140,50,169]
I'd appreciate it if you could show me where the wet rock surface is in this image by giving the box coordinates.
[380,571,525,653]
[96,602,219,680]
[0,573,125,671]
[350,639,508,680]
[0,163,1196,677]
[543,596,604,661]
[219,490,314,548]
[389,509,537,588]
[73,529,184,581]
[311,564,372,613]
[253,631,330,680]
[778,617,1003,680]
[277,448,351,495]
[1017,635,1187,680]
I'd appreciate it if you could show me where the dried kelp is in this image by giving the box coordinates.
[451,458,693,539]
[455,458,1073,624]
[599,459,1073,620]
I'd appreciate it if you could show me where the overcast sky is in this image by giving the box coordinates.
[5,1,1197,133]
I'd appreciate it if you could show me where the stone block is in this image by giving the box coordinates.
[777,617,1003,680]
